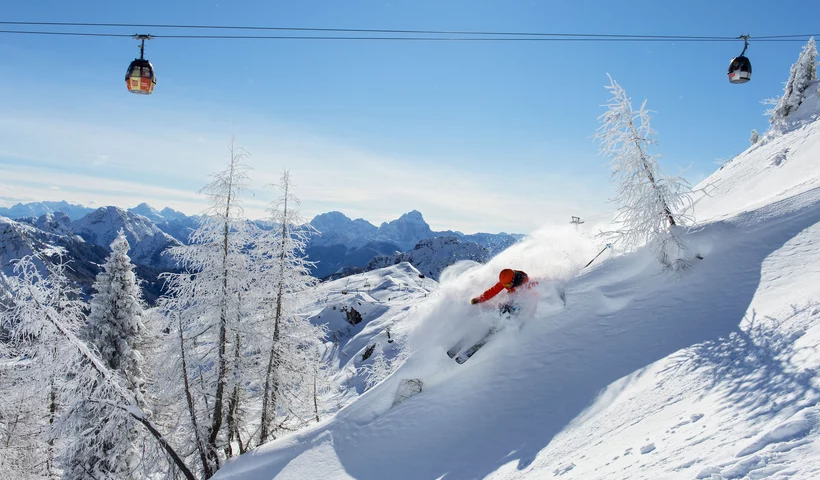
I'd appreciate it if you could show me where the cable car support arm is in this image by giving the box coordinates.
[134,33,152,59]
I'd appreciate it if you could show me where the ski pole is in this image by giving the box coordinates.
[583,243,612,269]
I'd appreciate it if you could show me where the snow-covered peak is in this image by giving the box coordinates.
[0,200,94,220]
[72,207,160,244]
[309,211,378,248]
[70,206,180,268]
[311,211,352,231]
[159,206,189,221]
[129,202,163,222]
[127,203,193,225]
[33,212,71,235]
[375,210,434,251]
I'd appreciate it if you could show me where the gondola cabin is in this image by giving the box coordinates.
[728,56,752,84]
[126,59,156,95]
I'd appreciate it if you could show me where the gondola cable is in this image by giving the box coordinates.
[1,25,815,94]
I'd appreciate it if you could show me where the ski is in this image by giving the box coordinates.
[453,327,499,364]
[446,338,467,359]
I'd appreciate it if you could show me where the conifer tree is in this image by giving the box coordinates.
[64,231,147,478]
[87,230,146,401]
[771,37,817,127]
[750,129,760,145]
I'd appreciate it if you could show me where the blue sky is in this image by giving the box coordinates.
[0,0,817,233]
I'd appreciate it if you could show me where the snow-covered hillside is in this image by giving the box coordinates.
[0,215,108,294]
[213,90,820,479]
[307,262,439,401]
[693,82,820,222]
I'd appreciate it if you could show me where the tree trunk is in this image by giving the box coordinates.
[259,288,283,444]
[179,317,212,478]
[259,181,289,444]
[207,148,237,470]
[225,331,242,458]
[313,369,320,423]
[47,375,56,478]
[126,410,197,480]
[628,118,676,228]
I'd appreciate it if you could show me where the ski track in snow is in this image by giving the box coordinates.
[215,92,820,480]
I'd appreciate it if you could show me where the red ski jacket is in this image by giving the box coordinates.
[475,270,537,303]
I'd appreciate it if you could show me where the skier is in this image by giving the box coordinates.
[470,268,536,315]
[448,268,538,363]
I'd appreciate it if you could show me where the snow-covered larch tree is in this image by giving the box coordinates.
[160,141,260,476]
[595,75,694,268]
[258,170,327,444]
[0,272,52,478]
[63,230,147,478]
[770,37,817,129]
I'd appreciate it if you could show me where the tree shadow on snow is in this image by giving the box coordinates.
[667,305,820,422]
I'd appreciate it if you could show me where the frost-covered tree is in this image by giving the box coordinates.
[63,230,147,478]
[258,170,327,444]
[595,75,694,267]
[88,230,146,399]
[770,37,817,127]
[1,254,194,480]
[359,334,410,392]
[0,304,52,478]
[160,141,260,476]
[750,129,761,145]
[362,342,391,390]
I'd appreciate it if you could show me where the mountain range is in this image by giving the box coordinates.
[0,201,95,221]
[307,210,521,278]
[0,202,523,299]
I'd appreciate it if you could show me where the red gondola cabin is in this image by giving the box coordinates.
[126,59,156,95]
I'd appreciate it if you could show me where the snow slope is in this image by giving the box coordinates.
[307,262,439,401]
[214,91,820,480]
[693,82,820,222]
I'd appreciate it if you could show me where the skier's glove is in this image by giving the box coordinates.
[470,298,479,305]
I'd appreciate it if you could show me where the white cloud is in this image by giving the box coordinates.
[0,103,613,233]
